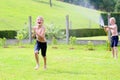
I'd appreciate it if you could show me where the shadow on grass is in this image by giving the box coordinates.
[47,68,96,75]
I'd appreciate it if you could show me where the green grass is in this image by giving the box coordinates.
[77,36,120,40]
[77,36,108,40]
[0,0,101,30]
[0,44,120,80]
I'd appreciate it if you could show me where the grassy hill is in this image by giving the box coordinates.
[0,0,101,30]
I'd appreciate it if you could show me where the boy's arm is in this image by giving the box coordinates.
[104,26,109,32]
[32,27,36,38]
[108,25,116,30]
[36,27,45,39]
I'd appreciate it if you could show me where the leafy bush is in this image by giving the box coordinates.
[46,24,65,40]
[106,40,111,51]
[0,30,17,39]
[51,37,58,49]
[0,37,7,47]
[69,36,77,45]
[52,37,58,45]
[87,41,95,50]
[15,30,24,46]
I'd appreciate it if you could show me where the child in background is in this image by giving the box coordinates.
[104,17,119,59]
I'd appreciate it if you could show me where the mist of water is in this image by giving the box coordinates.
[99,16,104,27]
[78,1,105,27]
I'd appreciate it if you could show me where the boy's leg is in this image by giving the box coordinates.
[114,47,118,59]
[114,36,119,59]
[41,42,47,69]
[112,48,115,58]
[34,41,41,70]
[34,52,40,70]
[111,37,114,58]
[43,56,47,69]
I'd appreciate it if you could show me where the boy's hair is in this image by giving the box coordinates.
[37,16,44,21]
[110,17,116,23]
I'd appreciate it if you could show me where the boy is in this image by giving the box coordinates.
[32,16,47,70]
[104,17,119,59]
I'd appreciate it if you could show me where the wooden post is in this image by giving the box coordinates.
[28,16,32,44]
[66,15,69,44]
[108,13,111,51]
[50,0,52,7]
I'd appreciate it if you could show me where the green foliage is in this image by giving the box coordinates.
[15,28,28,46]
[106,40,111,51]
[62,28,106,37]
[52,37,58,45]
[63,0,116,12]
[0,37,7,47]
[46,24,65,39]
[32,39,37,45]
[0,38,2,46]
[87,41,95,50]
[15,28,28,39]
[15,33,24,41]
[69,36,77,45]
[115,0,120,12]
[0,30,17,39]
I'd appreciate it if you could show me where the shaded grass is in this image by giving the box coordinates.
[0,44,120,80]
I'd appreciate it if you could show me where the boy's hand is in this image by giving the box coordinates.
[32,33,36,39]
[104,26,109,32]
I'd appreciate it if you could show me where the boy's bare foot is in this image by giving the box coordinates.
[44,65,47,70]
[114,57,118,60]
[34,65,39,70]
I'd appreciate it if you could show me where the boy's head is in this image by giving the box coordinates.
[36,16,44,26]
[110,17,116,25]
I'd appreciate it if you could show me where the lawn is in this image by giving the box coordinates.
[77,36,108,40]
[77,36,120,41]
[0,0,101,30]
[0,44,120,80]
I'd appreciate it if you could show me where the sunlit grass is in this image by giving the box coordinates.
[0,44,120,80]
[0,0,101,30]
[77,36,108,40]
[77,36,120,41]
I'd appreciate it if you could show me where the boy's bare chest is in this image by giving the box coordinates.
[36,28,42,33]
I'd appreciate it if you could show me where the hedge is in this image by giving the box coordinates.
[0,30,17,39]
[62,28,106,37]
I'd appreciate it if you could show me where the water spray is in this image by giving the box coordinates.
[99,16,104,27]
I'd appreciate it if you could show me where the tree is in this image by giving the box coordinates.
[64,0,69,2]
[61,0,117,12]
[102,0,116,12]
[89,0,103,9]
[115,0,120,12]
[90,0,116,12]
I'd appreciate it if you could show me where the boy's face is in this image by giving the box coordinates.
[36,17,44,26]
[110,19,115,25]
